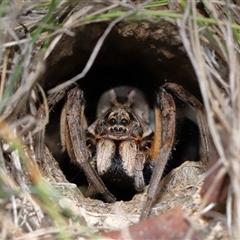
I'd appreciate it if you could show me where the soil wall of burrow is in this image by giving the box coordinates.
[41,21,202,194]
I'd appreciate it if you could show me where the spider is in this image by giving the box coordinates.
[60,83,210,220]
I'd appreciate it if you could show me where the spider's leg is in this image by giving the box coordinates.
[134,152,146,192]
[34,86,71,165]
[162,83,210,163]
[62,87,116,203]
[140,87,176,220]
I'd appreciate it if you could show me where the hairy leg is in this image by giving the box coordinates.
[63,87,116,203]
[141,87,176,220]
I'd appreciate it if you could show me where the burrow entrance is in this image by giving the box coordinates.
[42,22,201,201]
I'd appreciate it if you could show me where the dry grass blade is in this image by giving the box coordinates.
[179,0,240,238]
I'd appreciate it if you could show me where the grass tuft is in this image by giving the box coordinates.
[0,0,239,238]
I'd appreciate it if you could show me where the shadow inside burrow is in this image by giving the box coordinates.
[41,22,201,201]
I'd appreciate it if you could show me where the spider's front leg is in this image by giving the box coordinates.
[140,87,176,220]
[140,83,210,220]
[163,83,210,162]
[61,87,116,203]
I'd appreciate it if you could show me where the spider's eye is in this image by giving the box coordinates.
[121,118,129,126]
[109,118,117,126]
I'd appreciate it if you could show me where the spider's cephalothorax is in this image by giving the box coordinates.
[87,87,153,198]
[61,84,210,219]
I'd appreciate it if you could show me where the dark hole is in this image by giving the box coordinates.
[43,23,201,202]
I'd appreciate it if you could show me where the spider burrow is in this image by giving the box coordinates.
[60,83,210,220]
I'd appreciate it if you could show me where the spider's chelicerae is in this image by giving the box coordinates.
[60,83,210,220]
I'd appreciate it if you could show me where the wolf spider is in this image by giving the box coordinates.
[60,83,209,220]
